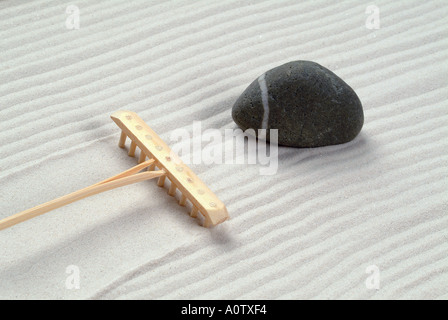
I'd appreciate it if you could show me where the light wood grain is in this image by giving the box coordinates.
[111,110,229,227]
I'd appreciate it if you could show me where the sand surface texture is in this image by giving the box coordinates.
[0,0,447,299]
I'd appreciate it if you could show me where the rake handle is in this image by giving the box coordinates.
[0,168,165,231]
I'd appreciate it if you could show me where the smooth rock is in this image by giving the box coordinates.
[231,60,364,147]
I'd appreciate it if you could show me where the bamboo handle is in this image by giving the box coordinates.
[93,159,156,186]
[0,165,165,231]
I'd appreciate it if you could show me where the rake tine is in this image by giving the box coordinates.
[168,181,176,196]
[138,151,146,164]
[179,194,187,206]
[118,131,127,148]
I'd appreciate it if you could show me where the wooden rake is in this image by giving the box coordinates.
[0,111,229,231]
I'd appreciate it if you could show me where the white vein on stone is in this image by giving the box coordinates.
[257,72,269,140]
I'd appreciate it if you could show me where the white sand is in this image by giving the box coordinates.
[0,0,447,299]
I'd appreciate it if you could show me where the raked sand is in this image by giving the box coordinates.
[0,0,447,299]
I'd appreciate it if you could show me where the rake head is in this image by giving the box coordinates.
[111,110,229,228]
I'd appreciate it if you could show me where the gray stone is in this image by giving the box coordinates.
[231,60,364,147]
